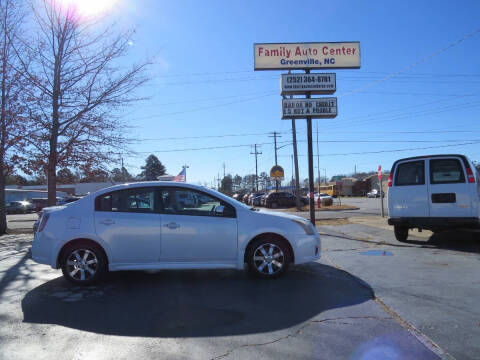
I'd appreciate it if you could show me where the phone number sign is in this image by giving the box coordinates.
[282,98,337,119]
[281,73,336,95]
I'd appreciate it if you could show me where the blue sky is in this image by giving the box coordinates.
[108,0,480,185]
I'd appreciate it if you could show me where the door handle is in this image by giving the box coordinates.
[164,222,180,229]
[99,219,115,225]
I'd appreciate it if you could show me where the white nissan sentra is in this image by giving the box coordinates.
[32,182,321,284]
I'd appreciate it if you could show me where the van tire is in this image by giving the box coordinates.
[394,226,409,242]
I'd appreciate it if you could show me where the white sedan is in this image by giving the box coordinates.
[32,182,321,285]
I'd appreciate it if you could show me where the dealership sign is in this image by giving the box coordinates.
[282,98,337,119]
[281,73,336,95]
[254,42,360,70]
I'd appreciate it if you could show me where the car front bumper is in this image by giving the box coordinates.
[292,233,321,265]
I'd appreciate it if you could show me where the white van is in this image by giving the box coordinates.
[388,154,480,241]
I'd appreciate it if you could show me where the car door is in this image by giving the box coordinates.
[94,187,161,264]
[428,157,474,218]
[159,187,237,262]
[390,159,429,217]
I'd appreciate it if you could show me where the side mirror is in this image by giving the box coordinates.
[215,205,225,215]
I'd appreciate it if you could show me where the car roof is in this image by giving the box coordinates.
[87,182,235,204]
[390,154,471,172]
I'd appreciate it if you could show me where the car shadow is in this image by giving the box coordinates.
[22,262,373,338]
[405,229,480,254]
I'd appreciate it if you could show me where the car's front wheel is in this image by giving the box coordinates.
[61,242,106,285]
[247,237,291,278]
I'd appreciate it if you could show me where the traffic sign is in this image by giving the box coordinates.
[378,165,382,180]
[281,73,336,95]
[282,98,337,119]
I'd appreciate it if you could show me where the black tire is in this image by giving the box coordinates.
[394,226,409,242]
[246,237,291,278]
[61,241,106,285]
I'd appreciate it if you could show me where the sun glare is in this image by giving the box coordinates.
[53,0,119,19]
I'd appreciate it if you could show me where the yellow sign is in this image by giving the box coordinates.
[270,165,285,179]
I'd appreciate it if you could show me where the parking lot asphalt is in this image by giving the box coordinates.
[0,233,440,360]
[319,224,480,360]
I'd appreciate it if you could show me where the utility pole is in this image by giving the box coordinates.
[223,162,226,178]
[251,144,262,192]
[269,131,281,191]
[217,173,221,190]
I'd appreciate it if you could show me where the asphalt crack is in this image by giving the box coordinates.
[210,316,391,359]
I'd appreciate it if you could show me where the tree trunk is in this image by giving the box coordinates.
[0,15,7,234]
[0,161,6,234]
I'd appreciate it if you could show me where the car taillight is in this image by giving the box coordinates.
[466,167,476,183]
[37,213,50,232]
[387,174,393,187]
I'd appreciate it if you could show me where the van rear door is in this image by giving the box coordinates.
[390,159,429,217]
[428,156,475,218]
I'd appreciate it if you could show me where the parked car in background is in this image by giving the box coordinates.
[242,193,251,204]
[249,192,265,206]
[6,201,34,214]
[265,192,308,208]
[367,189,384,198]
[32,198,49,212]
[232,193,245,202]
[388,154,480,242]
[315,193,334,206]
[31,182,321,284]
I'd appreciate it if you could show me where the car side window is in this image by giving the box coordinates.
[95,188,156,213]
[95,191,123,212]
[395,160,425,186]
[126,188,156,213]
[430,159,465,184]
[159,188,236,218]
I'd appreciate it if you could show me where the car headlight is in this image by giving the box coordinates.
[291,219,315,235]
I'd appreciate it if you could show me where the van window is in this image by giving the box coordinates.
[430,159,465,184]
[395,160,425,186]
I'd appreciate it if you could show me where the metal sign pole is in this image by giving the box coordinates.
[291,119,301,210]
[305,69,315,226]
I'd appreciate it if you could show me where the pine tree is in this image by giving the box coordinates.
[140,155,166,180]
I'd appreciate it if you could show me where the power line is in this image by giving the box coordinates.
[340,27,480,97]
[131,93,275,120]
[287,141,480,157]
[138,131,278,141]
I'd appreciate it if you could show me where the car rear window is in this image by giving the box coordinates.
[430,158,465,184]
[395,160,425,186]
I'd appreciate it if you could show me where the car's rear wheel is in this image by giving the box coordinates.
[247,238,290,278]
[394,226,409,242]
[61,242,106,285]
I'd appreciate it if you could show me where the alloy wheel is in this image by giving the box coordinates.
[253,243,285,275]
[66,249,98,281]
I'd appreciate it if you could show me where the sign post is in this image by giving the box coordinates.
[254,41,360,225]
[378,165,385,218]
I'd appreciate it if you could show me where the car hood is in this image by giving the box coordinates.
[256,209,308,222]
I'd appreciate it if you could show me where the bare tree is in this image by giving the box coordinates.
[0,0,29,234]
[18,1,149,205]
